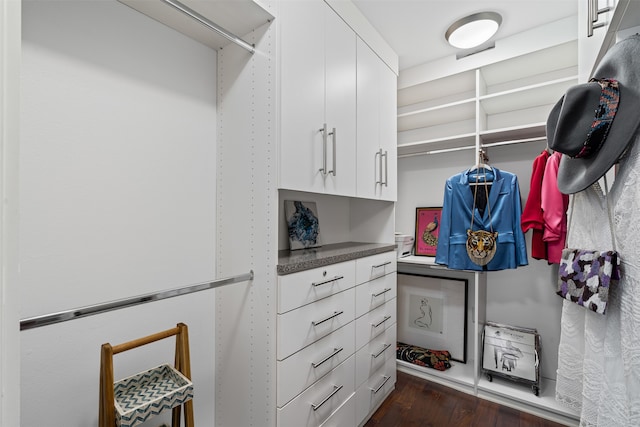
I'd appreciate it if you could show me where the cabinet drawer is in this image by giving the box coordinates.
[277,355,355,427]
[355,251,396,285]
[355,297,396,351]
[278,261,356,314]
[355,272,396,318]
[319,393,355,427]
[278,288,356,360]
[355,356,396,427]
[355,324,396,388]
[277,321,355,407]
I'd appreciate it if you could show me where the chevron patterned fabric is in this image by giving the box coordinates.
[114,364,194,427]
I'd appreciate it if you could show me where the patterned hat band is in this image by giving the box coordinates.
[573,78,619,159]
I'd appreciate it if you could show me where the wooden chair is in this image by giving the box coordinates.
[99,323,194,427]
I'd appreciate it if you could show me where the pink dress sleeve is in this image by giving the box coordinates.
[541,152,569,264]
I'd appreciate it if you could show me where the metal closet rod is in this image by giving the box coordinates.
[20,270,254,331]
[398,136,548,158]
[481,136,547,148]
[161,0,256,54]
[398,145,475,158]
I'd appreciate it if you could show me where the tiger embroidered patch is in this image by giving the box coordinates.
[466,229,498,266]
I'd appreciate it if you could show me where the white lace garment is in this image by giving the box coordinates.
[556,135,640,426]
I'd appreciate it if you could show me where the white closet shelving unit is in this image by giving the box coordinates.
[394,0,640,423]
[397,40,578,160]
[395,39,581,426]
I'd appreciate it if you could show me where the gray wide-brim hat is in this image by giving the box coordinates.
[547,34,640,194]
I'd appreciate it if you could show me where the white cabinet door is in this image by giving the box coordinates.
[279,0,326,194]
[324,7,357,197]
[578,0,618,81]
[356,37,379,200]
[378,61,397,201]
[356,38,397,201]
[279,0,356,197]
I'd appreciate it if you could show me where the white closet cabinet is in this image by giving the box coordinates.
[578,0,618,81]
[356,38,397,201]
[353,251,397,426]
[577,0,640,81]
[276,263,356,427]
[279,0,357,197]
[276,249,396,427]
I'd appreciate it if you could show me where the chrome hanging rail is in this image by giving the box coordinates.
[398,136,548,158]
[20,270,254,331]
[160,0,256,53]
[481,136,547,149]
[398,144,476,158]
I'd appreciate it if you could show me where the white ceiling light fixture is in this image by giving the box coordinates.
[445,11,502,49]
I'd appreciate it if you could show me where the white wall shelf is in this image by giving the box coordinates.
[479,124,546,144]
[477,376,579,426]
[397,359,475,392]
[398,134,476,158]
[479,77,577,116]
[118,0,273,51]
[397,40,578,159]
[398,70,475,108]
[397,99,475,132]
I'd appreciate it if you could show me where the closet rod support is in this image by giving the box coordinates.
[160,0,256,53]
[19,270,254,331]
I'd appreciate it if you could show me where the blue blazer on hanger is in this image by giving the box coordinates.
[435,167,528,271]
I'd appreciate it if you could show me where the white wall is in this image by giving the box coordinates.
[20,0,218,425]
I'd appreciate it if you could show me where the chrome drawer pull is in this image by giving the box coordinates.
[372,287,392,298]
[372,261,391,269]
[312,347,344,369]
[371,343,391,359]
[311,384,343,411]
[312,275,344,287]
[312,310,344,326]
[370,375,390,394]
[371,315,391,328]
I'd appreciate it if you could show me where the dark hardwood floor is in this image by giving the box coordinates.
[364,371,568,427]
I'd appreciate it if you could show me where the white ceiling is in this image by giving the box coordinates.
[351,0,578,71]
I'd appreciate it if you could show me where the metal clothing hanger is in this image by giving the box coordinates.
[469,149,493,184]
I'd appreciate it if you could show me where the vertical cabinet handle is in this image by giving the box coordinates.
[587,0,612,37]
[319,124,337,176]
[319,123,327,175]
[311,384,343,411]
[375,148,383,185]
[382,150,388,186]
[327,128,336,176]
